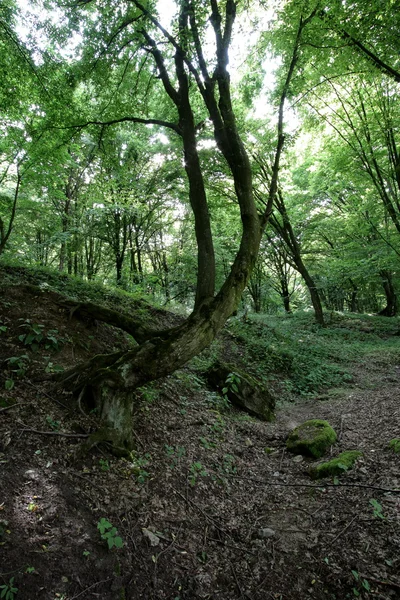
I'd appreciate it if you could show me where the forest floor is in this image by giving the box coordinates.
[0,267,400,600]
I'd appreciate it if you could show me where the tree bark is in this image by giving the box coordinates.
[378,270,397,316]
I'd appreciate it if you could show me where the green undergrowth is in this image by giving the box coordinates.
[0,259,162,319]
[389,439,400,453]
[222,311,400,397]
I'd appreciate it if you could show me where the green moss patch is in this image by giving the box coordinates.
[389,439,400,453]
[286,419,337,458]
[310,450,362,479]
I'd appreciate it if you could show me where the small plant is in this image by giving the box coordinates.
[221,453,237,475]
[97,518,123,549]
[45,416,60,431]
[369,498,385,520]
[199,437,216,450]
[165,445,186,468]
[208,413,226,436]
[138,384,159,405]
[351,570,370,596]
[99,459,110,472]
[82,550,91,558]
[188,461,208,486]
[25,567,35,574]
[130,454,151,483]
[388,438,400,453]
[18,319,64,352]
[44,361,64,374]
[4,354,30,389]
[222,371,241,397]
[0,577,18,600]
[0,321,7,334]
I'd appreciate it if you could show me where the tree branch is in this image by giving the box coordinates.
[67,116,181,135]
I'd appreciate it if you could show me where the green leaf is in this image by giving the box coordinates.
[114,536,123,548]
[5,379,14,390]
[362,579,370,591]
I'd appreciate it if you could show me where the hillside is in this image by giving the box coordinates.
[0,265,399,600]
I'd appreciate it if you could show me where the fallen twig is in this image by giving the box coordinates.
[327,515,358,547]
[0,403,21,413]
[26,379,70,410]
[173,487,228,535]
[359,573,400,591]
[18,426,89,438]
[206,469,400,494]
[69,578,112,599]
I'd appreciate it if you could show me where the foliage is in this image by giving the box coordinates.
[0,578,18,600]
[388,439,400,453]
[351,570,371,597]
[188,462,208,487]
[18,319,64,352]
[369,499,385,520]
[221,372,240,407]
[4,354,30,389]
[97,518,123,549]
[226,312,400,396]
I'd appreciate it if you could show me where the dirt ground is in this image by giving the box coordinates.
[0,284,399,600]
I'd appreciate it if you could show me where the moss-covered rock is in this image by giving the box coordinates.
[389,438,400,453]
[286,419,337,458]
[206,361,275,421]
[310,450,362,479]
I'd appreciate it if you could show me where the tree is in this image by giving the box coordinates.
[33,0,311,450]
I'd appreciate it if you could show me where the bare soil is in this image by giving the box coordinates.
[0,283,399,600]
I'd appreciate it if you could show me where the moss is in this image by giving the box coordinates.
[310,451,362,479]
[389,438,400,453]
[286,419,337,458]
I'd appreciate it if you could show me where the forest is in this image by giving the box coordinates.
[0,1,399,599]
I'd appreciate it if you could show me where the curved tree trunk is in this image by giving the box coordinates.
[54,0,311,451]
[61,223,261,450]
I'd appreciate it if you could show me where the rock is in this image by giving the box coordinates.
[286,419,337,458]
[142,528,161,547]
[292,454,304,463]
[310,450,363,479]
[24,469,40,481]
[258,528,276,539]
[206,361,275,421]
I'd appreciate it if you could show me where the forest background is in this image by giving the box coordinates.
[1,0,398,321]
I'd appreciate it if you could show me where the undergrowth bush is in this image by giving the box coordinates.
[226,311,399,396]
